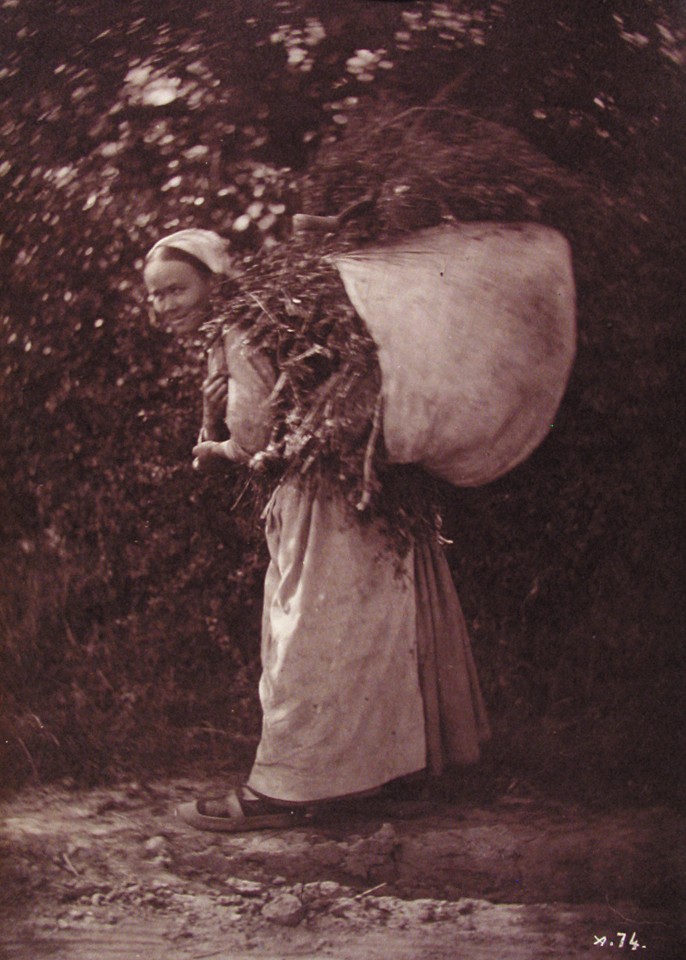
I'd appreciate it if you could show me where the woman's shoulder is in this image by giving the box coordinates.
[206,331,229,376]
[219,323,275,385]
[205,322,249,370]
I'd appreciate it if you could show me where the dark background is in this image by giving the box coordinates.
[1,0,684,804]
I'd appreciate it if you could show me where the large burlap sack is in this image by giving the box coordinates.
[334,223,576,486]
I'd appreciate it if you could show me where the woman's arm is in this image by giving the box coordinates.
[192,436,253,469]
[193,327,275,469]
[222,327,274,457]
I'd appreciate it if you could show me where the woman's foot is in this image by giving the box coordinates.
[176,785,309,832]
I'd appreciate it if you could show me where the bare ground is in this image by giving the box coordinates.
[1,775,684,960]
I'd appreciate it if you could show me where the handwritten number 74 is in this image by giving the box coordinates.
[594,932,642,950]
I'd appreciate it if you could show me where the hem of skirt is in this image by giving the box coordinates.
[246,766,427,807]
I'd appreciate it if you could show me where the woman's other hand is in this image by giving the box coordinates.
[202,371,228,421]
[192,440,230,473]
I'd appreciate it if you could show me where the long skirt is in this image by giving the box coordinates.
[246,479,490,804]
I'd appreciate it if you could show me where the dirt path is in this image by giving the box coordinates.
[1,777,683,959]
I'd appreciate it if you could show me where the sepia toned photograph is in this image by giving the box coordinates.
[1,1,684,957]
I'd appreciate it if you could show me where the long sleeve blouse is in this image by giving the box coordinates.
[200,326,275,463]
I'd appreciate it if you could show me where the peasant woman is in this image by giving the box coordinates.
[144,228,489,831]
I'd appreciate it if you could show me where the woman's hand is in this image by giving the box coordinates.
[192,440,230,473]
[202,371,228,421]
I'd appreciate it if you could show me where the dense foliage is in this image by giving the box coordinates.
[1,0,684,800]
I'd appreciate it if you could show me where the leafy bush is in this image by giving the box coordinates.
[1,1,684,800]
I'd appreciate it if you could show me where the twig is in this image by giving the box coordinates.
[187,724,233,739]
[429,69,476,106]
[62,852,80,877]
[338,191,379,225]
[16,735,39,780]
[605,895,669,927]
[267,370,289,405]
[282,344,329,366]
[248,292,279,327]
[374,103,470,135]
[63,618,79,648]
[355,882,388,899]
[230,476,252,511]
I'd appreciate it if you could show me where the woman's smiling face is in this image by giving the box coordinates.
[144,258,212,335]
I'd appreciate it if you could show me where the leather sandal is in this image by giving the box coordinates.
[176,786,309,832]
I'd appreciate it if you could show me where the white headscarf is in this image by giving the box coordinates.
[147,228,233,276]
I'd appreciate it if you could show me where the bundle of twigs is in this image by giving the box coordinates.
[204,243,442,551]
[202,105,580,547]
[299,103,580,245]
